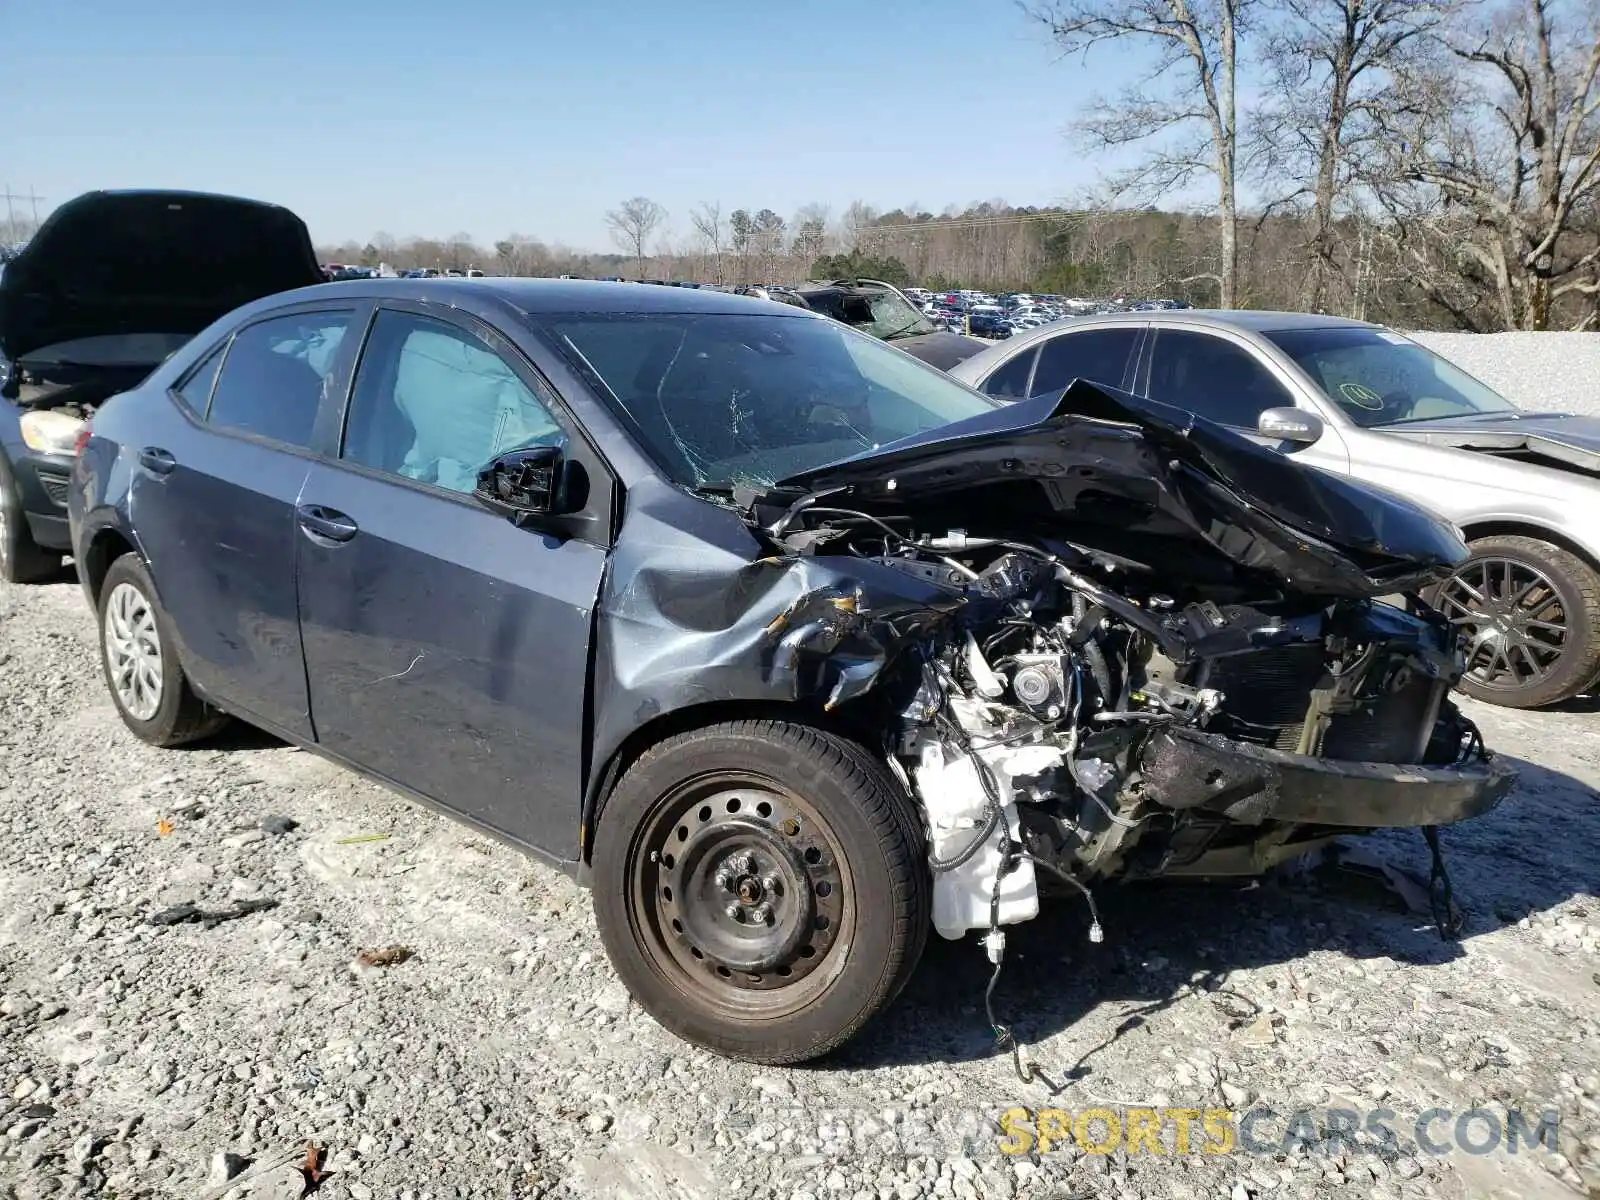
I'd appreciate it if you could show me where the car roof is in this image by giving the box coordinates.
[946,308,1383,380]
[281,276,812,317]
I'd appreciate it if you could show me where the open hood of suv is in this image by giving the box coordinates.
[769,380,1469,599]
[0,190,325,365]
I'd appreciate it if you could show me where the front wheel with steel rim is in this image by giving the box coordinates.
[592,720,930,1064]
[96,553,230,745]
[1429,535,1600,709]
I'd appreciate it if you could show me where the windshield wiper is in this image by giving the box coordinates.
[880,322,932,341]
[1373,410,1527,427]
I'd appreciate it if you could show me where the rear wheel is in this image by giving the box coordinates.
[1430,535,1600,708]
[0,455,63,584]
[97,553,230,745]
[592,719,930,1064]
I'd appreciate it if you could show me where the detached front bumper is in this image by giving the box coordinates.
[1139,726,1515,829]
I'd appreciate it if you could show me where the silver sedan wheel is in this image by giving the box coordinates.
[104,582,164,721]
[1437,556,1568,691]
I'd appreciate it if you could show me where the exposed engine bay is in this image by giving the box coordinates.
[594,379,1515,977]
[759,512,1511,944]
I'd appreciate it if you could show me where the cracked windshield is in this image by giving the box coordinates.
[549,312,993,488]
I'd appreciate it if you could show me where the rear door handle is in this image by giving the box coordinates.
[138,447,176,475]
[296,504,359,543]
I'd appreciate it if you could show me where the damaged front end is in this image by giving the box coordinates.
[735,381,1515,942]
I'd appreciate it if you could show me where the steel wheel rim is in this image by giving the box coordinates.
[627,772,852,1019]
[104,582,164,720]
[1437,556,1569,691]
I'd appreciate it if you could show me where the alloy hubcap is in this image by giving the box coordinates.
[104,582,164,720]
[1437,557,1568,690]
[634,780,847,1009]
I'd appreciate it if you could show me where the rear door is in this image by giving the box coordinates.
[294,304,611,858]
[1027,325,1145,397]
[129,304,363,738]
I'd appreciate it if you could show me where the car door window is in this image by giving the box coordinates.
[206,312,353,448]
[173,343,226,413]
[342,309,564,495]
[1031,328,1140,397]
[980,347,1038,399]
[1147,329,1294,428]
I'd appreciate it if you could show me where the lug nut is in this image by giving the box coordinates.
[760,873,781,893]
[724,904,742,921]
[713,868,735,891]
[750,903,772,924]
[731,852,755,874]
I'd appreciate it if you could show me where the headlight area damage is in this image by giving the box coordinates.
[595,381,1512,984]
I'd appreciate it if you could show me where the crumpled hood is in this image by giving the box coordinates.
[0,189,325,365]
[772,380,1470,599]
[1379,412,1600,477]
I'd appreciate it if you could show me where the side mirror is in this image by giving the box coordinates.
[474,445,580,526]
[1257,406,1325,446]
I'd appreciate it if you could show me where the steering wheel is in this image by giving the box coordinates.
[1336,381,1412,421]
[1378,390,1416,420]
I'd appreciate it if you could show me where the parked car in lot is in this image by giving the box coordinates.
[0,189,325,582]
[946,311,1600,709]
[793,277,988,369]
[70,280,1510,1063]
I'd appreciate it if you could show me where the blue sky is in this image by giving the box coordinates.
[4,0,1145,250]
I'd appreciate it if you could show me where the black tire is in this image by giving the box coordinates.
[592,719,930,1064]
[1429,535,1600,709]
[0,453,63,584]
[96,553,230,746]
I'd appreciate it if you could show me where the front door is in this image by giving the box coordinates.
[294,306,608,859]
[129,307,360,738]
[1141,328,1351,473]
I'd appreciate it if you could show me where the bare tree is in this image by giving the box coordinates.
[839,201,878,252]
[493,234,553,277]
[1027,0,1252,307]
[605,196,666,278]
[791,202,831,274]
[689,201,726,283]
[1388,0,1600,329]
[1253,0,1449,312]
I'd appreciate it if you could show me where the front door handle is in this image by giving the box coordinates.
[138,447,176,475]
[296,504,359,543]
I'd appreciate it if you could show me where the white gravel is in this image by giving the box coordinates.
[3,333,1600,1199]
[1406,331,1600,417]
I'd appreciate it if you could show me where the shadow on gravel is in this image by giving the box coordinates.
[180,722,287,752]
[1547,692,1600,714]
[830,750,1599,1076]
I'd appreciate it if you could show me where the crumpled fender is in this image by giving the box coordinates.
[579,478,963,851]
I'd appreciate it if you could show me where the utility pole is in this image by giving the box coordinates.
[2,186,46,242]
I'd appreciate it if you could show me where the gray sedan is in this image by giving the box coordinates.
[946,310,1600,709]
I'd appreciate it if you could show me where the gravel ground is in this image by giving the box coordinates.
[2,583,1598,1200]
[2,331,1599,1200]
[1406,332,1600,417]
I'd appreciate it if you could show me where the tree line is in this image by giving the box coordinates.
[313,0,1595,333]
[11,0,1589,332]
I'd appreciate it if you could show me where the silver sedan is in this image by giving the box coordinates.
[945,310,1600,709]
